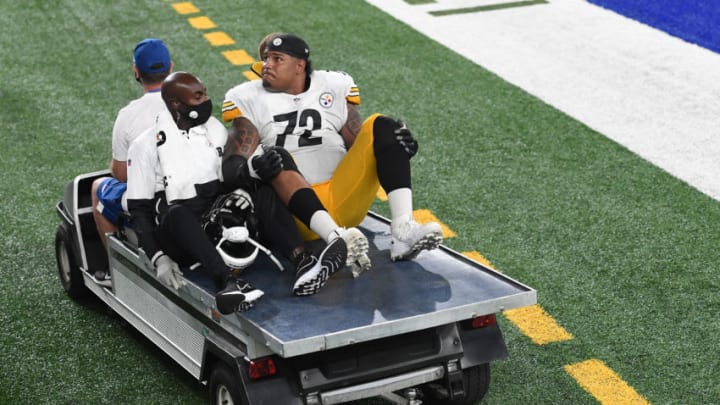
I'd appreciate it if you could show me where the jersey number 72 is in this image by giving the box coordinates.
[273,109,322,148]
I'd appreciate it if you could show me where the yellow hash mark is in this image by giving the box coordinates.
[565,359,650,405]
[243,70,260,81]
[222,49,255,66]
[171,2,199,14]
[462,251,496,270]
[413,209,456,238]
[503,304,573,345]
[204,31,235,47]
[188,16,216,30]
[376,187,388,201]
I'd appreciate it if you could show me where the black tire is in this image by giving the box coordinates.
[208,363,248,405]
[422,364,490,405]
[55,222,89,299]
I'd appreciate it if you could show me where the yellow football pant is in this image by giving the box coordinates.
[296,113,382,240]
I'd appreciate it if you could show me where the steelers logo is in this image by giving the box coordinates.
[156,130,166,146]
[319,92,334,108]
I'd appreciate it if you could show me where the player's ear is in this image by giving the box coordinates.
[296,58,306,74]
[133,66,141,83]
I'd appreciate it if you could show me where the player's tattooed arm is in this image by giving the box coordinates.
[340,103,362,149]
[224,117,261,160]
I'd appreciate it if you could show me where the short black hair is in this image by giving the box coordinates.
[139,69,171,86]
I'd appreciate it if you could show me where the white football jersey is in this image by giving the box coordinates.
[112,91,165,162]
[223,70,359,184]
[126,112,227,203]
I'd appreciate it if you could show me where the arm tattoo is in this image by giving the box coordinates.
[224,117,261,160]
[340,103,362,149]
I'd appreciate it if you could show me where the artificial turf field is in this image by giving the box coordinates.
[1,1,718,404]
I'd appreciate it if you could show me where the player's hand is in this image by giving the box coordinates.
[251,147,283,181]
[394,120,418,158]
[225,188,252,211]
[155,254,185,290]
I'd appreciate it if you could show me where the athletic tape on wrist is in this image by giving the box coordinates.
[246,145,265,180]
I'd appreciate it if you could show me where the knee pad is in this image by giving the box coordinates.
[372,115,411,192]
[372,115,403,150]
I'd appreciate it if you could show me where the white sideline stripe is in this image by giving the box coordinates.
[366,0,720,200]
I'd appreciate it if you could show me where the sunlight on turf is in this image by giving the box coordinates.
[204,31,235,47]
[565,359,650,405]
[222,49,255,66]
[187,16,216,30]
[503,304,573,345]
[171,2,199,15]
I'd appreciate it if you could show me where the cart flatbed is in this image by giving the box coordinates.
[230,212,535,358]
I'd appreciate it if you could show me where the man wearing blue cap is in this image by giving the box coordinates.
[90,38,173,283]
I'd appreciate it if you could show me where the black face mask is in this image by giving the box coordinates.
[178,98,213,127]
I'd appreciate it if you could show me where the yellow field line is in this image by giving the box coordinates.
[170,1,198,14]
[462,250,495,269]
[168,1,257,78]
[565,359,650,404]
[460,252,573,344]
[187,16,216,29]
[504,304,574,345]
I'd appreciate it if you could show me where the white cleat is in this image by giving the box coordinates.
[390,219,443,261]
[331,227,370,270]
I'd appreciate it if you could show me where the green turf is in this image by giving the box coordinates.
[1,0,718,404]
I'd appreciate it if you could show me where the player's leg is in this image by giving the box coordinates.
[158,204,263,312]
[262,148,367,284]
[371,115,444,261]
[252,184,347,296]
[92,177,123,248]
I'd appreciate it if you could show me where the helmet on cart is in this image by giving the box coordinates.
[202,189,259,270]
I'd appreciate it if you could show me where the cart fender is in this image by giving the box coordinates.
[201,335,303,404]
[457,322,508,368]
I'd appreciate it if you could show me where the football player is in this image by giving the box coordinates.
[222,34,443,264]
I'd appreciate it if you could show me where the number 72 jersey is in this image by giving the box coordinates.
[222,70,361,185]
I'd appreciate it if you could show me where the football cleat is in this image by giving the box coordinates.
[331,227,370,268]
[390,219,443,261]
[215,279,264,314]
[293,237,347,296]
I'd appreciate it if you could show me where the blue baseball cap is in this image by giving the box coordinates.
[133,38,171,74]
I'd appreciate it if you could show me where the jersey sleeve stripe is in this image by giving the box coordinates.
[221,102,242,122]
[346,94,361,105]
[347,86,360,105]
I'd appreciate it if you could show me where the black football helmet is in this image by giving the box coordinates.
[202,189,259,270]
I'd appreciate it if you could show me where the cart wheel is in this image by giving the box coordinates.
[55,222,88,299]
[208,363,248,405]
[423,364,490,405]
